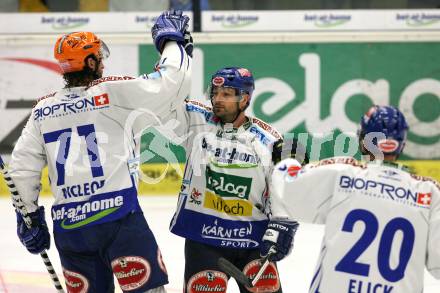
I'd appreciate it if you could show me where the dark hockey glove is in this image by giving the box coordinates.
[16,206,50,254]
[151,10,189,53]
[260,220,299,261]
[272,138,309,166]
[183,30,194,57]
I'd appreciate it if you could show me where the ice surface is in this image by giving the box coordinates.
[0,197,438,292]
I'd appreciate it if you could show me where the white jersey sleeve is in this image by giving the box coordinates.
[270,158,338,224]
[98,41,191,118]
[425,178,440,279]
[8,110,46,213]
[158,99,213,154]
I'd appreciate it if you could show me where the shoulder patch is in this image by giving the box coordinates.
[87,76,135,88]
[410,174,440,191]
[251,117,281,139]
[185,99,219,124]
[34,91,57,108]
[314,157,367,169]
[186,99,212,111]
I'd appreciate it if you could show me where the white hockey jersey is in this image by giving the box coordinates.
[9,42,191,233]
[271,157,440,293]
[167,100,282,249]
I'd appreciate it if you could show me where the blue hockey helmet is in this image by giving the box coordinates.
[359,105,408,156]
[209,67,255,100]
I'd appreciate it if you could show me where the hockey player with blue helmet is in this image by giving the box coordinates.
[267,105,440,293]
[358,105,408,159]
[166,67,297,292]
[208,67,255,124]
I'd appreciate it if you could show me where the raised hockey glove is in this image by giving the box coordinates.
[183,30,194,57]
[261,220,299,261]
[151,10,189,53]
[16,206,50,254]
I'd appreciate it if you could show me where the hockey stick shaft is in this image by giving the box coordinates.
[251,253,272,287]
[218,246,277,288]
[0,155,65,293]
[251,246,276,287]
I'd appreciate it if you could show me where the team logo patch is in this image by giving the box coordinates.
[212,76,225,87]
[187,270,227,293]
[378,139,399,153]
[112,256,151,291]
[189,188,202,205]
[287,165,301,177]
[93,93,110,106]
[417,192,432,206]
[243,260,280,293]
[63,268,89,293]
[237,68,252,77]
[157,248,168,275]
[204,191,253,216]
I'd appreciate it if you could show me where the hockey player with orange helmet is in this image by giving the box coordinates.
[54,31,109,74]
[9,10,192,293]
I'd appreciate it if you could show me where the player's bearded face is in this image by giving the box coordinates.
[95,55,105,78]
[211,87,241,122]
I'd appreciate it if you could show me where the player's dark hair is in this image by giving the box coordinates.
[62,55,101,88]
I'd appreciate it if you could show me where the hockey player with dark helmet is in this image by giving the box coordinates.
[267,105,440,293]
[208,67,255,125]
[168,65,290,292]
[358,105,408,161]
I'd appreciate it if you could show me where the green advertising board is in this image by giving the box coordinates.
[139,42,440,162]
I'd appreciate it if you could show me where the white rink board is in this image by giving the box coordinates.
[0,197,439,292]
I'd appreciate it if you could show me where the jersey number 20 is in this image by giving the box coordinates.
[335,209,415,282]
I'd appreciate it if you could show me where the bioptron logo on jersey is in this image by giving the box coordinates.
[339,175,432,208]
[34,93,110,120]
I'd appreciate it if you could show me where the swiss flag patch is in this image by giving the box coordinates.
[417,193,432,206]
[94,93,109,106]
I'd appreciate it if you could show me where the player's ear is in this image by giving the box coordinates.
[85,56,97,71]
[359,137,367,155]
[240,94,250,110]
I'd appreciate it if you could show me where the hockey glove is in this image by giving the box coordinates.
[260,220,299,261]
[183,30,194,57]
[272,138,309,166]
[16,206,50,254]
[151,10,189,53]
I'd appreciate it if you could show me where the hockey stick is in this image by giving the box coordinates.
[0,155,65,293]
[218,246,277,288]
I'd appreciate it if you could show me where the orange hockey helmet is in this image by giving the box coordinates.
[54,32,110,73]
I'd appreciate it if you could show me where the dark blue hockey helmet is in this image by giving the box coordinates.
[359,105,408,156]
[209,67,255,100]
